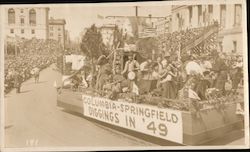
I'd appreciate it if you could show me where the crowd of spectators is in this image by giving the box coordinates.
[4,38,62,93]
[159,23,218,54]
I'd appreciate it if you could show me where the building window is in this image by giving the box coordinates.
[8,8,15,24]
[31,29,35,34]
[20,18,24,25]
[198,5,202,24]
[10,29,14,33]
[208,5,213,13]
[50,33,53,37]
[234,4,242,26]
[58,35,62,43]
[21,29,24,34]
[188,6,192,23]
[29,9,36,25]
[220,5,226,28]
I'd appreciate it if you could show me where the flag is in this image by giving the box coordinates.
[188,89,201,100]
[131,82,139,95]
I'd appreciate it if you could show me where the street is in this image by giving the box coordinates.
[4,64,155,148]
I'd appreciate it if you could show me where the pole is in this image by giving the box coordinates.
[135,6,139,38]
[178,42,181,61]
[15,40,17,56]
[135,6,138,17]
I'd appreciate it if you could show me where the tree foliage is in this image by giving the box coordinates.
[136,37,159,59]
[113,25,125,49]
[80,24,107,59]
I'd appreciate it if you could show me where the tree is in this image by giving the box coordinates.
[80,24,106,88]
[80,24,106,59]
[113,25,125,49]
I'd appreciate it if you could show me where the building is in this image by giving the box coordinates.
[5,7,50,39]
[155,16,171,36]
[171,4,243,54]
[48,18,66,48]
[64,30,71,49]
[104,16,134,37]
[99,24,116,48]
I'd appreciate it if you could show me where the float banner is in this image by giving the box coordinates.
[82,95,183,143]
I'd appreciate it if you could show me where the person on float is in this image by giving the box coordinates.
[121,52,140,93]
[230,62,243,92]
[95,55,110,90]
[156,56,163,74]
[151,62,162,91]
[138,57,153,94]
[121,52,140,78]
[211,51,229,95]
[194,70,212,100]
[159,59,178,99]
[171,55,184,92]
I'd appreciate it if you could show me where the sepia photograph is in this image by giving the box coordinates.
[0,0,249,151]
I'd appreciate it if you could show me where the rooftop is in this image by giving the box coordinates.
[49,18,66,25]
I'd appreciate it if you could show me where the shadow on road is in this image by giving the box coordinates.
[24,81,48,86]
[20,90,32,93]
[5,125,13,129]
[36,81,48,84]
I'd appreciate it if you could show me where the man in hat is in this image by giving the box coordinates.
[121,52,140,93]
[121,52,139,78]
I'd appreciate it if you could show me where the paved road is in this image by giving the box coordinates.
[4,64,155,148]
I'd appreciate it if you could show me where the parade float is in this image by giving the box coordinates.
[56,46,244,146]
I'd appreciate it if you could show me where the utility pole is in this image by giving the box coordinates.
[135,6,139,38]
[135,6,138,17]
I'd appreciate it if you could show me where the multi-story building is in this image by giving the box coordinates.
[48,18,66,48]
[64,30,71,49]
[5,7,50,39]
[171,4,243,54]
[104,16,134,37]
[155,16,171,36]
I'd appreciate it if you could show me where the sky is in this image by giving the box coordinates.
[49,5,171,40]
